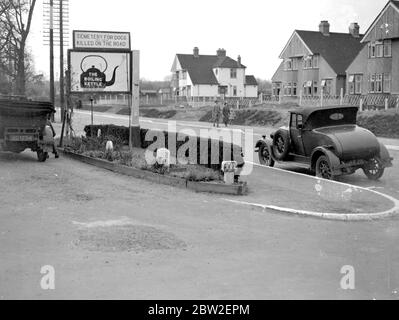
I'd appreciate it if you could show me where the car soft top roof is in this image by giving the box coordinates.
[289,105,359,122]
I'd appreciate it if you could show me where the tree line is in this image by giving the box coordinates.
[0,0,37,97]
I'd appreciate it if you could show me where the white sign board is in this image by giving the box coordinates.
[73,31,131,50]
[69,51,131,93]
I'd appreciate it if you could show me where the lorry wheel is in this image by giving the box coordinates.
[315,155,335,180]
[272,130,290,161]
[363,157,384,180]
[258,144,275,167]
[37,150,48,162]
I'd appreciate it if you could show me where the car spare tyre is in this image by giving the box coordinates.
[272,129,290,161]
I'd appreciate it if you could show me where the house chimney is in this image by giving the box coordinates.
[217,48,226,57]
[319,20,330,36]
[237,55,241,67]
[349,23,360,38]
[193,47,199,58]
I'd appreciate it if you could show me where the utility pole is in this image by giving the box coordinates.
[49,0,55,121]
[59,0,65,123]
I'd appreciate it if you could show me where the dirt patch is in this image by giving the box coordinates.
[73,225,187,253]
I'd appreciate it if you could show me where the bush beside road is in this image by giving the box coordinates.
[85,103,399,139]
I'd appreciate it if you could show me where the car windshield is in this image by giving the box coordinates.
[305,108,358,129]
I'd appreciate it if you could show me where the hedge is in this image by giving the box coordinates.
[357,110,399,139]
[83,124,244,170]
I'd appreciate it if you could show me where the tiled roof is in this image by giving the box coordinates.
[213,56,246,69]
[176,54,245,85]
[391,0,399,11]
[296,30,365,76]
[245,75,258,86]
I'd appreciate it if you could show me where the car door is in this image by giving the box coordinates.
[290,114,306,156]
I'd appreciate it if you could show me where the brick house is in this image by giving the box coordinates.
[171,47,258,99]
[272,21,364,100]
[346,0,399,96]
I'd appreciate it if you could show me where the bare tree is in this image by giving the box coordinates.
[0,0,37,96]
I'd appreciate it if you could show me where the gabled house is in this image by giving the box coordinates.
[171,47,258,99]
[272,21,364,99]
[346,0,399,96]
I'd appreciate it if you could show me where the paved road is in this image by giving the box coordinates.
[1,150,399,299]
[1,110,399,299]
[62,110,399,200]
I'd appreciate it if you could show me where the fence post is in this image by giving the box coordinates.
[359,98,363,112]
[340,88,344,105]
[237,100,239,109]
[259,92,263,104]
[396,97,399,110]
[320,91,323,108]
[385,98,389,111]
[160,94,163,106]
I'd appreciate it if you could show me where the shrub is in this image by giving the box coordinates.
[184,167,221,182]
[84,125,244,170]
[358,110,399,138]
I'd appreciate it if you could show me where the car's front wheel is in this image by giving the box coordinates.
[258,145,275,167]
[315,155,335,180]
[363,157,385,180]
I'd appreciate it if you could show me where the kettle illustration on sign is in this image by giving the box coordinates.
[80,55,118,89]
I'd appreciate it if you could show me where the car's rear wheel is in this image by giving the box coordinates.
[315,155,335,180]
[363,157,384,180]
[258,144,275,167]
[272,130,290,161]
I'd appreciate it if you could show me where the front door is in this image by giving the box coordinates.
[290,113,306,156]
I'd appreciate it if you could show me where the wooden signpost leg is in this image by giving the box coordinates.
[130,50,141,149]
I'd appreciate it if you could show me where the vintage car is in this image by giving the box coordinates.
[255,106,393,180]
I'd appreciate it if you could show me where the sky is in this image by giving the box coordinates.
[28,0,388,81]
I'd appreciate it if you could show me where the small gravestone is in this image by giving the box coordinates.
[105,141,114,152]
[221,161,237,185]
[156,148,171,168]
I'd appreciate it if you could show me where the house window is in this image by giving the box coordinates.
[292,82,297,96]
[303,56,312,69]
[369,43,376,58]
[273,82,282,96]
[322,79,333,95]
[376,42,384,58]
[303,81,313,96]
[230,69,237,79]
[369,74,375,93]
[292,58,298,70]
[312,55,319,69]
[348,75,355,94]
[376,74,383,93]
[233,86,237,96]
[285,59,293,70]
[384,40,392,57]
[383,73,391,93]
[355,75,363,94]
[313,81,318,95]
[215,69,218,76]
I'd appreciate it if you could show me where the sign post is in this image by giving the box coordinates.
[67,30,138,145]
[130,50,141,149]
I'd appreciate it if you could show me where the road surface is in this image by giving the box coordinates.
[64,110,399,199]
[1,110,399,299]
[1,150,399,299]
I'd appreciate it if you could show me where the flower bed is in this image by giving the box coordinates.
[63,136,223,183]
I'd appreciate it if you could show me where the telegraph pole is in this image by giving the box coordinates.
[59,0,65,123]
[49,0,55,121]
